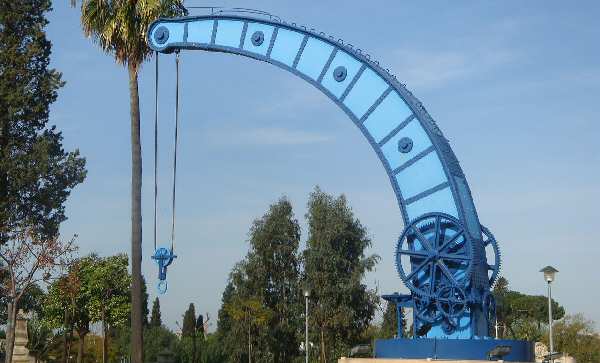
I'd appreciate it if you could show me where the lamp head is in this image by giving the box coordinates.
[304,289,310,298]
[540,265,559,283]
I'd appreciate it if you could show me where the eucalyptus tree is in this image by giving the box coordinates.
[303,187,380,363]
[217,198,303,363]
[243,198,302,362]
[69,1,185,360]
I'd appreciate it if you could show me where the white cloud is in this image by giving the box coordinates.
[391,47,518,90]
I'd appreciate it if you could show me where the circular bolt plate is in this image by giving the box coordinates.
[154,26,170,45]
[398,137,413,153]
[333,66,347,82]
[251,31,264,46]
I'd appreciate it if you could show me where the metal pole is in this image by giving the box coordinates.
[495,318,499,339]
[305,295,309,363]
[548,281,554,361]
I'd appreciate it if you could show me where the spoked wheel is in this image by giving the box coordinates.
[414,296,442,324]
[436,285,467,321]
[395,213,473,298]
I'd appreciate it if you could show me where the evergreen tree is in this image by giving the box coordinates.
[150,298,162,328]
[182,303,196,338]
[380,302,398,339]
[0,0,86,244]
[303,187,380,362]
[142,277,150,327]
[243,197,302,362]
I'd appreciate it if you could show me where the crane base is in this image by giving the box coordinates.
[373,338,534,362]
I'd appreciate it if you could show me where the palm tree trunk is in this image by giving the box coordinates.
[128,62,144,363]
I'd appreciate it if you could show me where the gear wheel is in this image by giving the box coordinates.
[481,225,501,287]
[441,318,458,335]
[395,213,473,298]
[413,296,442,324]
[436,285,467,320]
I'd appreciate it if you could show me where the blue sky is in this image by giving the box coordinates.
[47,1,600,331]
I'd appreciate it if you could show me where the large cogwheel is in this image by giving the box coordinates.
[395,213,473,299]
[481,225,501,287]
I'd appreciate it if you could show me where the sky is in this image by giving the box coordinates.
[46,1,600,332]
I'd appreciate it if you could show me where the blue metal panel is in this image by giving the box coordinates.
[363,91,413,143]
[406,187,458,220]
[380,119,432,170]
[395,151,447,200]
[343,68,389,119]
[321,50,362,98]
[187,20,213,44]
[296,37,334,81]
[214,20,244,48]
[242,22,275,55]
[269,28,304,66]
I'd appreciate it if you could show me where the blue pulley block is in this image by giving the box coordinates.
[151,247,177,293]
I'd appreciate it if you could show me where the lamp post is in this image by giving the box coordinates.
[540,266,558,361]
[304,288,310,363]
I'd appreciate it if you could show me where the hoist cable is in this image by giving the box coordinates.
[170,51,180,252]
[153,51,159,252]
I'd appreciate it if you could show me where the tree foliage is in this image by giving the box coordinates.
[379,302,399,339]
[0,283,44,325]
[303,187,380,362]
[0,0,86,244]
[150,297,162,328]
[216,198,302,362]
[182,303,197,338]
[544,314,600,363]
[86,254,131,328]
[493,276,565,340]
[43,254,131,363]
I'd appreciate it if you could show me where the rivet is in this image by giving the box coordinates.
[398,137,413,153]
[333,66,347,82]
[251,31,264,46]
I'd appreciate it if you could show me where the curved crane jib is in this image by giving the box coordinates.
[147,16,478,232]
[147,14,498,339]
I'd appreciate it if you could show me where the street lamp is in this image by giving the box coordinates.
[540,265,558,361]
[304,288,310,363]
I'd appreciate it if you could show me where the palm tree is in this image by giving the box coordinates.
[70,1,184,362]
